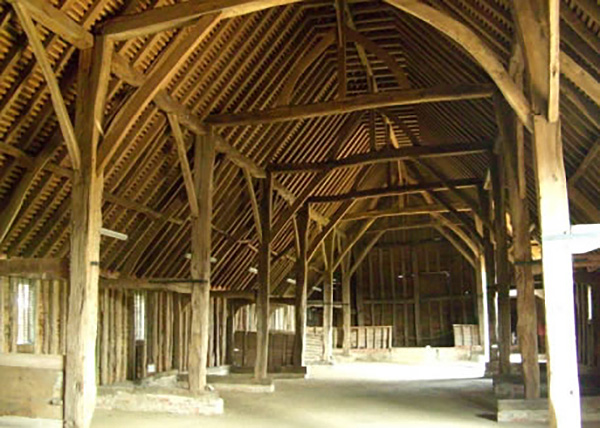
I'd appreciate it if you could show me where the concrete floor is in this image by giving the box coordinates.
[90,362,556,428]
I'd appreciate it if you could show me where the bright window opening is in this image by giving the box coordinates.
[134,292,146,341]
[588,285,593,322]
[17,282,35,345]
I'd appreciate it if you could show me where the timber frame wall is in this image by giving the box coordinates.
[0,276,230,384]
[355,239,477,347]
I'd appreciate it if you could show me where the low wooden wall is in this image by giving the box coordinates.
[307,325,393,350]
[0,353,63,419]
[453,324,481,347]
[232,330,295,371]
[0,277,229,385]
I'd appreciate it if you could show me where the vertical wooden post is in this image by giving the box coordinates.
[514,1,580,423]
[189,130,215,393]
[323,234,335,362]
[225,301,238,365]
[65,37,113,428]
[255,172,272,381]
[412,249,422,346]
[491,153,511,374]
[534,117,580,425]
[220,298,227,366]
[355,267,365,326]
[0,276,4,353]
[341,254,352,356]
[497,96,540,398]
[293,205,309,367]
[480,189,498,363]
[474,217,490,362]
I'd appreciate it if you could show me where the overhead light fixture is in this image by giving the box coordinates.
[312,286,322,292]
[100,228,128,241]
[184,253,217,263]
[249,267,258,274]
[286,278,296,285]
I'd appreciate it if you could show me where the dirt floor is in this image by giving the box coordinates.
[89,362,560,428]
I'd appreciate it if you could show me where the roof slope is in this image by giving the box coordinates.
[0,0,598,292]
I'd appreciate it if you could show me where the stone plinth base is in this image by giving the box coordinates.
[96,385,223,416]
[498,397,600,423]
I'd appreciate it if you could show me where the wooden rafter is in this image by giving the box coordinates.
[277,29,336,106]
[167,113,199,217]
[243,169,262,239]
[98,13,221,172]
[569,137,600,186]
[307,166,371,260]
[207,83,494,126]
[560,53,600,107]
[345,26,410,89]
[11,0,93,49]
[269,142,490,174]
[0,136,62,245]
[331,219,375,271]
[9,0,328,230]
[434,225,476,268]
[413,160,487,226]
[384,0,533,130]
[347,230,386,278]
[307,178,480,204]
[270,112,363,241]
[11,1,81,170]
[101,0,304,40]
[341,203,470,222]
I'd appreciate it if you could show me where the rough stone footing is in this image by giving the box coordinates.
[493,371,600,399]
[176,372,277,393]
[498,397,600,423]
[96,385,223,416]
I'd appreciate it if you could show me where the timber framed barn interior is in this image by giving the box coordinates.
[0,0,599,426]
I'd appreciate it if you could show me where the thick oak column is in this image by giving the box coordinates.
[533,117,580,425]
[255,172,272,380]
[515,1,581,424]
[322,234,335,362]
[480,189,498,363]
[341,255,352,356]
[497,97,540,398]
[293,205,309,367]
[474,217,490,362]
[189,131,215,393]
[492,154,511,375]
[65,38,113,428]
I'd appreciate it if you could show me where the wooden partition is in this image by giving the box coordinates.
[0,353,63,420]
[0,277,67,355]
[575,282,600,369]
[344,326,393,350]
[355,241,477,347]
[232,330,295,371]
[307,325,393,350]
[0,277,229,386]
